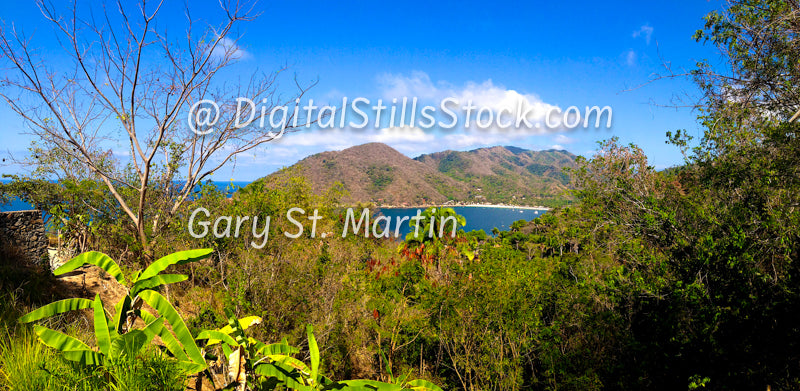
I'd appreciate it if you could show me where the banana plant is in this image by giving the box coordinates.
[196,315,319,390]
[17,249,213,373]
[22,293,165,367]
[197,316,443,391]
[377,348,444,391]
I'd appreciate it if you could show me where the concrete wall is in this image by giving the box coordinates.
[0,210,49,267]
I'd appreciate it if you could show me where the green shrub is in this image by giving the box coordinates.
[366,165,395,192]
[0,326,186,391]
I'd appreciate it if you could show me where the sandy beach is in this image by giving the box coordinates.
[379,204,551,211]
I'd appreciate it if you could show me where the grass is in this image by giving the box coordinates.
[0,317,187,391]
[0,325,186,391]
[0,326,58,390]
[105,348,187,391]
[0,259,186,391]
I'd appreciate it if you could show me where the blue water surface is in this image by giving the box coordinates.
[2,180,548,236]
[376,206,547,238]
[0,180,247,212]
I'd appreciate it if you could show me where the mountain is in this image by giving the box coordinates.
[263,143,576,207]
[415,145,577,206]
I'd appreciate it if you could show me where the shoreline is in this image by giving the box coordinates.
[377,204,551,211]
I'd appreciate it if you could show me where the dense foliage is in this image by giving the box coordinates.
[2,1,800,390]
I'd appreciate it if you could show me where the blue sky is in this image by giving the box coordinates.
[0,0,725,181]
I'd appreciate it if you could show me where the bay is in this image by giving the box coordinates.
[377,206,547,238]
[2,180,549,236]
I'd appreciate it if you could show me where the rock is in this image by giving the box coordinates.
[0,210,50,269]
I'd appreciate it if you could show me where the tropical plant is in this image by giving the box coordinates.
[403,207,465,245]
[195,315,301,390]
[0,325,187,391]
[399,207,474,269]
[377,348,443,391]
[196,314,443,391]
[17,249,214,375]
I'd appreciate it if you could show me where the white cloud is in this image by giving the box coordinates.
[441,133,505,148]
[209,37,249,60]
[276,126,434,149]
[253,72,590,167]
[276,71,569,150]
[625,49,637,66]
[377,71,443,101]
[376,71,563,131]
[633,24,654,45]
[554,134,575,144]
[370,126,435,143]
[265,146,299,157]
[272,125,539,158]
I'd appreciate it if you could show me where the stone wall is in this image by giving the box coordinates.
[0,210,49,267]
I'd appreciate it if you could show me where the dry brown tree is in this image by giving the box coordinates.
[0,0,314,261]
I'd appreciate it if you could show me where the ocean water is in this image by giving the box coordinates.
[2,180,549,235]
[377,206,547,237]
[0,180,247,212]
[0,179,35,212]
[0,197,36,212]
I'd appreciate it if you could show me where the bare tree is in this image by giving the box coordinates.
[0,0,313,261]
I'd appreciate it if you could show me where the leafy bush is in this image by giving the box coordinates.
[0,323,186,391]
[196,315,443,391]
[366,165,395,193]
[9,248,445,391]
